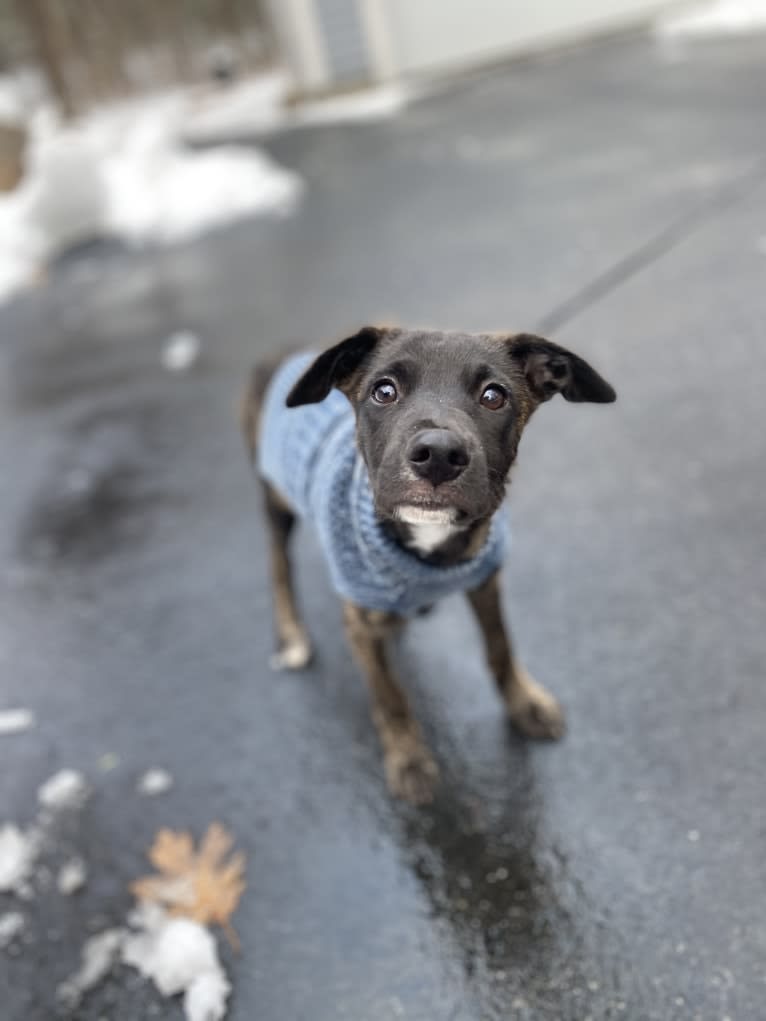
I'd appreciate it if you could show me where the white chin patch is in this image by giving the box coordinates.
[396,505,462,555]
[396,505,455,525]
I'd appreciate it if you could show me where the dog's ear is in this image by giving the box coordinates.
[508,334,616,404]
[286,327,387,407]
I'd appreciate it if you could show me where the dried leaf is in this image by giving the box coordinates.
[131,824,246,948]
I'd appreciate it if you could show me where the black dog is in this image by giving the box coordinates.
[242,328,615,803]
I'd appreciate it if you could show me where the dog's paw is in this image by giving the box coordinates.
[507,676,566,741]
[384,744,439,805]
[269,637,313,672]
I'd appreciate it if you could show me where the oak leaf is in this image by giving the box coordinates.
[131,823,246,949]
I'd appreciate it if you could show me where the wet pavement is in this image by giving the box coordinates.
[2,29,766,1021]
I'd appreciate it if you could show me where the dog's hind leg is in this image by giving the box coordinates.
[343,602,439,805]
[263,482,313,671]
[467,571,565,740]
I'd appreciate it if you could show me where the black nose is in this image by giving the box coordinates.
[407,429,470,487]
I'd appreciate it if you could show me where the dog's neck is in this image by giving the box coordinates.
[383,509,492,566]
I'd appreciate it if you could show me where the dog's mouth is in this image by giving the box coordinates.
[393,503,463,526]
[373,473,489,527]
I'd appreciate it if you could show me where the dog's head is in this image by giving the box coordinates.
[287,328,615,528]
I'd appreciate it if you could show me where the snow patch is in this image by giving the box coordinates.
[104,133,301,244]
[0,75,304,304]
[0,709,35,735]
[123,915,219,996]
[123,908,230,1020]
[185,970,232,1021]
[0,77,24,124]
[0,911,25,949]
[137,768,175,795]
[38,769,89,811]
[56,928,127,1010]
[162,333,201,372]
[0,188,40,302]
[58,858,87,895]
[57,903,231,1018]
[655,0,766,36]
[26,125,107,252]
[0,825,39,893]
[0,69,45,122]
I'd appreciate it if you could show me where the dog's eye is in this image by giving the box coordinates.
[480,384,507,410]
[371,380,398,405]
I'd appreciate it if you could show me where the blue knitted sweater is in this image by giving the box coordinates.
[258,353,509,615]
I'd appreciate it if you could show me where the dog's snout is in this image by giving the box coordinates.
[407,429,470,486]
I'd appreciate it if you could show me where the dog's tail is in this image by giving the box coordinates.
[239,366,262,467]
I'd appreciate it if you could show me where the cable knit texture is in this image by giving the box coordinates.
[258,353,510,615]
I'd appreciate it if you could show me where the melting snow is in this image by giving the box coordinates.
[1,761,234,1016]
[0,709,35,735]
[185,970,232,1021]
[123,905,230,1020]
[137,767,175,795]
[56,928,127,1010]
[161,334,201,373]
[57,858,87,895]
[0,825,39,893]
[0,911,25,949]
[37,769,89,811]
[0,62,419,304]
[0,73,304,304]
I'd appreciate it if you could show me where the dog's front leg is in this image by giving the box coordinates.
[467,571,565,740]
[343,602,439,805]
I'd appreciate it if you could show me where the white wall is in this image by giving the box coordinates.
[385,0,675,77]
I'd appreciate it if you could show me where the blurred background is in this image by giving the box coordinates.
[1,1,765,1019]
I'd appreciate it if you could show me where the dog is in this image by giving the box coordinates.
[241,327,615,804]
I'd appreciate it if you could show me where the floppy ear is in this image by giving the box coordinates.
[286,327,386,407]
[509,334,616,404]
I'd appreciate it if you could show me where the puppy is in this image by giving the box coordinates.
[242,328,615,804]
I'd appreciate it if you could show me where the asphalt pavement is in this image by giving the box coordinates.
[1,29,766,1021]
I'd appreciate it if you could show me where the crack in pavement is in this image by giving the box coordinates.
[536,154,766,335]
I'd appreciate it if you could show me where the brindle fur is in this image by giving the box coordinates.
[242,329,614,804]
[467,570,564,740]
[242,357,312,671]
[342,601,439,803]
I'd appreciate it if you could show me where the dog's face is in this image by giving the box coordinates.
[287,328,615,527]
